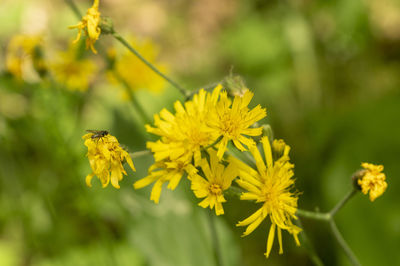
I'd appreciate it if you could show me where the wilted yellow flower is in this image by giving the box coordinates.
[83,132,135,189]
[6,34,46,79]
[69,0,101,54]
[108,39,168,94]
[208,89,266,159]
[134,159,197,204]
[146,88,219,166]
[230,137,301,258]
[51,44,97,91]
[189,150,237,215]
[358,163,387,202]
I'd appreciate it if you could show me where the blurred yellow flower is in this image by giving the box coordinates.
[208,89,266,159]
[51,45,97,92]
[230,137,301,258]
[6,34,46,79]
[108,39,168,94]
[189,150,237,215]
[358,163,387,202]
[83,132,135,189]
[133,159,197,204]
[69,0,101,54]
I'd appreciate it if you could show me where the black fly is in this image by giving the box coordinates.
[86,130,109,142]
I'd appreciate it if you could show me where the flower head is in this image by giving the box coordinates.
[230,137,301,258]
[133,159,197,204]
[69,0,101,54]
[51,44,97,91]
[357,163,387,202]
[189,149,238,215]
[83,132,135,188]
[146,88,219,166]
[208,89,266,159]
[6,34,46,79]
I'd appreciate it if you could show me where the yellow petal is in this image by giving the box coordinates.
[125,153,136,172]
[215,202,224,216]
[237,207,264,227]
[198,197,211,208]
[249,143,267,175]
[265,223,276,258]
[217,137,228,160]
[134,174,159,189]
[150,180,163,204]
[278,228,283,254]
[261,136,273,168]
[242,215,264,236]
[85,173,94,187]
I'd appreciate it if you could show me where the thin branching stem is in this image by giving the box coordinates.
[329,189,357,217]
[297,188,360,266]
[296,209,331,221]
[329,219,361,266]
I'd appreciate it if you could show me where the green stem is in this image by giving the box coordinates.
[207,210,223,266]
[129,150,151,159]
[225,185,244,198]
[329,219,361,266]
[203,136,223,151]
[186,80,222,100]
[329,189,357,217]
[64,0,82,18]
[64,0,188,98]
[295,219,324,266]
[112,32,189,98]
[297,188,360,265]
[297,209,330,221]
[113,71,151,124]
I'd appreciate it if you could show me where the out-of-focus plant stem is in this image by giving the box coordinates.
[129,150,151,159]
[65,0,82,18]
[295,219,324,266]
[329,219,361,266]
[112,32,190,98]
[297,188,361,266]
[112,71,151,124]
[207,210,223,266]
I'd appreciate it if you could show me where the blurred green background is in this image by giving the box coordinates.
[1,0,400,265]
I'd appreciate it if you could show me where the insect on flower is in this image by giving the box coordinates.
[86,130,109,142]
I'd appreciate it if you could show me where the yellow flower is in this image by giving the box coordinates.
[146,88,220,166]
[83,132,135,189]
[6,34,45,79]
[208,89,266,159]
[51,44,97,91]
[358,163,387,202]
[133,159,197,204]
[108,39,168,94]
[188,150,237,215]
[69,0,101,54]
[230,137,301,258]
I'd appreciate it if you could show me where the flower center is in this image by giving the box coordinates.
[209,183,222,195]
[187,127,211,148]
[219,113,240,137]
